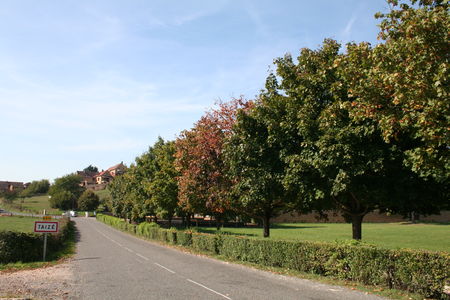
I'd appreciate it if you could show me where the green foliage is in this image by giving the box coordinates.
[0,190,19,203]
[78,190,100,211]
[19,179,50,198]
[147,138,179,224]
[100,0,448,242]
[49,190,76,210]
[48,174,85,210]
[224,98,291,237]
[97,214,450,299]
[342,0,449,182]
[83,165,98,173]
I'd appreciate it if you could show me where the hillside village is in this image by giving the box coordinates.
[77,162,127,191]
[0,162,126,194]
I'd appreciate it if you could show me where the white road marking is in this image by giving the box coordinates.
[96,229,123,246]
[154,262,176,274]
[186,279,232,300]
[124,247,135,253]
[136,253,149,261]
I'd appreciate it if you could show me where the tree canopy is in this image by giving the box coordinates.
[99,0,448,239]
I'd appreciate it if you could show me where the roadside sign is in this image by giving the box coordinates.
[43,215,52,220]
[34,221,59,233]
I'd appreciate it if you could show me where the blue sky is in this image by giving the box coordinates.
[0,0,389,182]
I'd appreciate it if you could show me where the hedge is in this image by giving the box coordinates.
[0,217,73,263]
[96,214,450,299]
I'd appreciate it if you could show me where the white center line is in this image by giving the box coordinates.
[154,262,176,274]
[123,247,135,253]
[186,279,232,300]
[96,229,123,246]
[136,253,149,261]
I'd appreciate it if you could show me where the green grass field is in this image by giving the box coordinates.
[3,195,62,215]
[198,222,450,252]
[0,216,41,232]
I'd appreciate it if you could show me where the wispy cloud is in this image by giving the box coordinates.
[341,15,357,43]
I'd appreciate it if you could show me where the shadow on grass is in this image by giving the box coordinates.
[398,221,450,226]
[196,228,258,237]
[272,224,327,229]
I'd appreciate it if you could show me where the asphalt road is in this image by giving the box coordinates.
[72,218,386,300]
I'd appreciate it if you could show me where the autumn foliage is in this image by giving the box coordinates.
[174,98,252,222]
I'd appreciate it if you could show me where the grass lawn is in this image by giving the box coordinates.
[198,222,450,252]
[0,216,41,233]
[3,195,62,215]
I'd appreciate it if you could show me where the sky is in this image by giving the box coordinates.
[0,0,390,183]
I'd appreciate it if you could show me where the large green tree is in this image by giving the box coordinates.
[147,138,179,226]
[49,174,84,210]
[224,94,293,238]
[78,190,100,211]
[271,39,442,239]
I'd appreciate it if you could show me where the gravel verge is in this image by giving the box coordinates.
[0,261,76,300]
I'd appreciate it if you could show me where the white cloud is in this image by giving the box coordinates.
[341,15,357,43]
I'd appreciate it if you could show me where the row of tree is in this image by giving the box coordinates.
[106,0,448,239]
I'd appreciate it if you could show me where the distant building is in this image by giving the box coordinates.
[94,162,126,184]
[77,162,127,190]
[77,171,99,187]
[0,181,24,193]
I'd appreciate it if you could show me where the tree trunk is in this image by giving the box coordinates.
[215,214,224,230]
[262,214,270,238]
[351,214,364,240]
[186,214,191,228]
[168,215,172,227]
[410,211,419,223]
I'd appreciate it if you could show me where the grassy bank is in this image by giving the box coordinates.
[197,222,450,252]
[0,216,40,232]
[1,195,62,215]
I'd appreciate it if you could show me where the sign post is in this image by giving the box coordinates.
[34,221,59,261]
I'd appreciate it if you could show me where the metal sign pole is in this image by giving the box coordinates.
[43,233,48,262]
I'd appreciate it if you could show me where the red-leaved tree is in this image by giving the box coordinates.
[174,98,252,228]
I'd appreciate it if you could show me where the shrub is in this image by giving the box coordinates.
[78,190,100,211]
[49,190,76,210]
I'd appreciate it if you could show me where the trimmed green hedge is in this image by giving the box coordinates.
[97,214,450,299]
[0,218,73,263]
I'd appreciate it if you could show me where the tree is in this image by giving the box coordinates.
[175,99,251,228]
[224,94,293,238]
[49,174,85,210]
[49,190,76,210]
[0,190,18,204]
[78,190,100,211]
[108,147,158,222]
[19,179,50,197]
[340,0,449,182]
[83,165,99,173]
[273,39,444,240]
[147,138,179,226]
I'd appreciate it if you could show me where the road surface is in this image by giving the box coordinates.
[72,218,385,300]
